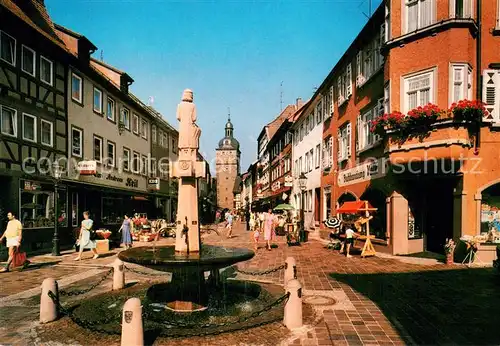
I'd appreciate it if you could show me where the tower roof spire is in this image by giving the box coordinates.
[228,107,231,122]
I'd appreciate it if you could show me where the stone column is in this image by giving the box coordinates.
[389,192,409,255]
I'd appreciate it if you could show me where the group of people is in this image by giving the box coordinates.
[248,209,284,251]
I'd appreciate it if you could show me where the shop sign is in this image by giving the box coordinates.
[23,180,41,191]
[284,175,293,187]
[271,181,281,192]
[148,178,160,191]
[126,178,139,188]
[77,161,97,175]
[337,159,387,187]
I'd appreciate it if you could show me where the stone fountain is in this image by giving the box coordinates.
[119,89,254,312]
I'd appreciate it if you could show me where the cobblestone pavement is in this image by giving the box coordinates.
[1,223,498,346]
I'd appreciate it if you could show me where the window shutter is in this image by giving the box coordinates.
[337,76,342,104]
[356,51,363,79]
[482,69,499,122]
[379,26,385,64]
[329,137,334,168]
[346,123,352,158]
[337,130,342,161]
[346,63,353,97]
[356,114,362,152]
[329,85,334,116]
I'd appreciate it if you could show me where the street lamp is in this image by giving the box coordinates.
[52,162,62,256]
[298,173,307,242]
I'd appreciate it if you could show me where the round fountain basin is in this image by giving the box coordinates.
[118,245,255,272]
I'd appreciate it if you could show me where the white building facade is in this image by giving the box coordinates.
[291,96,329,229]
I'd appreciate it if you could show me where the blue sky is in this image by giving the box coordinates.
[46,0,381,172]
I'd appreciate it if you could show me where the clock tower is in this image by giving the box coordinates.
[216,115,240,209]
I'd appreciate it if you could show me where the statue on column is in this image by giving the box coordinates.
[177,89,201,151]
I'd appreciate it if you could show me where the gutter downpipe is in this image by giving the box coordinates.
[475,0,482,154]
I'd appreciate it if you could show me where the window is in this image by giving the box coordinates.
[384,82,390,113]
[305,152,310,172]
[357,101,383,152]
[20,181,67,229]
[152,125,157,143]
[22,113,36,142]
[450,63,472,104]
[71,73,82,103]
[309,149,313,172]
[325,85,334,119]
[121,108,130,130]
[106,97,115,121]
[71,127,83,157]
[132,152,140,173]
[159,130,164,146]
[451,0,472,18]
[0,31,15,66]
[384,4,391,42]
[150,159,157,177]
[132,114,139,134]
[107,141,115,167]
[300,123,304,141]
[40,119,53,147]
[356,36,383,88]
[123,147,130,171]
[93,87,102,113]
[141,119,148,139]
[322,137,333,169]
[337,63,352,106]
[315,144,321,168]
[21,45,35,76]
[315,100,323,124]
[40,56,53,86]
[141,155,148,175]
[0,105,17,137]
[93,136,103,163]
[405,0,434,33]
[337,123,352,162]
[403,68,435,113]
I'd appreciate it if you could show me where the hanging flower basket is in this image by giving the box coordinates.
[449,99,489,123]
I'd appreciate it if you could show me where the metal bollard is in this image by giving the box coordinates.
[284,257,297,286]
[121,298,143,346]
[112,258,125,290]
[40,278,58,323]
[283,279,303,330]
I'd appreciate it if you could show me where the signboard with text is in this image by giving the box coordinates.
[77,161,97,175]
[337,159,387,187]
[284,175,293,187]
[148,178,160,191]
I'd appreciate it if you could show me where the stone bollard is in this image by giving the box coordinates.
[284,256,297,286]
[40,278,58,323]
[113,258,125,290]
[283,279,303,330]
[121,298,143,346]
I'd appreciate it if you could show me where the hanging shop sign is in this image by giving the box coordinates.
[271,181,281,192]
[77,161,97,175]
[337,158,387,187]
[148,178,160,191]
[284,175,293,187]
[23,180,41,191]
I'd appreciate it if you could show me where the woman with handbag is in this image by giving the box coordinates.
[74,211,99,261]
[0,212,29,272]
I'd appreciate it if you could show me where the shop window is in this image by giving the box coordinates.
[71,127,83,157]
[480,183,500,235]
[22,113,36,142]
[101,197,123,225]
[40,56,53,86]
[20,181,67,229]
[71,192,78,227]
[0,30,16,66]
[41,119,53,147]
[93,87,102,113]
[21,45,35,76]
[132,114,139,134]
[106,97,115,121]
[71,73,83,103]
[123,147,130,171]
[408,205,422,239]
[0,105,17,137]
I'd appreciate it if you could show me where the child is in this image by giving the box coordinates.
[340,223,357,258]
[253,227,260,250]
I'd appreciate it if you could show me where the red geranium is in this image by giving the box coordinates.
[449,99,489,122]
[405,103,441,127]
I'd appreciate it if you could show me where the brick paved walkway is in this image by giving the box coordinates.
[0,222,498,345]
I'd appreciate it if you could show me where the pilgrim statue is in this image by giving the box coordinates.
[176,89,201,150]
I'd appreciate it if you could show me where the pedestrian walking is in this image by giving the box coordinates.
[339,222,357,258]
[119,214,132,249]
[74,211,99,261]
[263,209,276,251]
[0,212,29,272]
[226,210,234,238]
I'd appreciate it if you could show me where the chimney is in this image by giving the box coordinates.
[120,74,134,94]
[296,97,303,109]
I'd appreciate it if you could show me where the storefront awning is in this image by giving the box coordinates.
[337,200,377,213]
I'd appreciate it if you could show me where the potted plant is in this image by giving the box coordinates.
[370,111,405,136]
[449,99,489,123]
[444,238,456,265]
[405,103,441,128]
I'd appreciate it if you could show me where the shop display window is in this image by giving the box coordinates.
[101,197,124,225]
[481,184,500,239]
[20,180,67,229]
